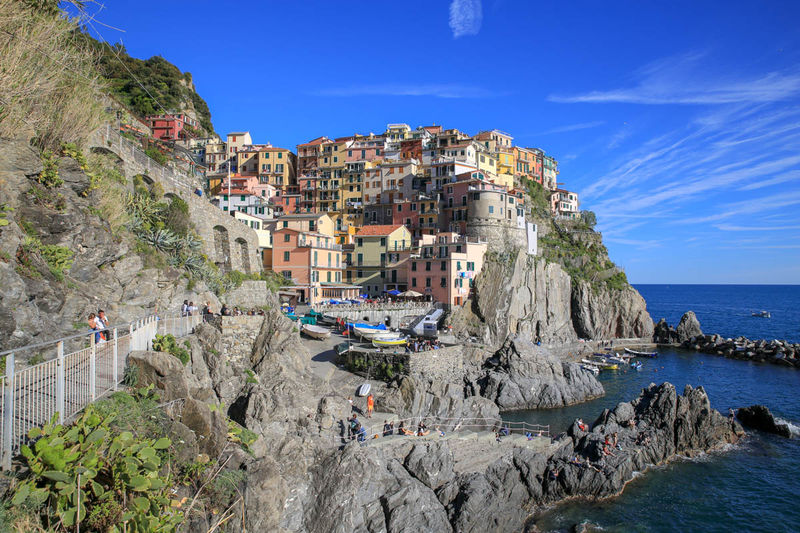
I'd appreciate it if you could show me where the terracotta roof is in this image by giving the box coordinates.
[297,136,330,147]
[357,224,405,236]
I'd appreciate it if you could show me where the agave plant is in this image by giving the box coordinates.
[144,229,180,253]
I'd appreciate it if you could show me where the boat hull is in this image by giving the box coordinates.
[301,325,331,339]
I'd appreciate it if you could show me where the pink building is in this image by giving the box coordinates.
[406,233,488,307]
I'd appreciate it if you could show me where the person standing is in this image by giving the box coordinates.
[181,300,189,317]
[366,394,374,418]
[97,309,110,340]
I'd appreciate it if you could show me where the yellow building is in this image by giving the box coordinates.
[257,147,297,189]
[346,224,413,296]
[317,139,347,228]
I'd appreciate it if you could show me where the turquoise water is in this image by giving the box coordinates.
[509,285,800,532]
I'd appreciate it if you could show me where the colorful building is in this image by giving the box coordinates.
[406,233,488,307]
[346,225,412,296]
[146,113,200,141]
[551,189,579,218]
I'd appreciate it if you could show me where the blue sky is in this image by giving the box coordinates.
[80,1,800,284]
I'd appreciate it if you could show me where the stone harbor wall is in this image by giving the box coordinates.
[316,306,430,329]
[406,345,463,381]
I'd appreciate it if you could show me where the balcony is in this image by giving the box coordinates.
[297,241,343,251]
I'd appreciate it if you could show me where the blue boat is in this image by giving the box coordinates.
[346,322,387,331]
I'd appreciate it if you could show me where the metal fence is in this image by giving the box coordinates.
[0,313,203,469]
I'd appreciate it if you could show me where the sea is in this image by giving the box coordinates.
[510,284,800,533]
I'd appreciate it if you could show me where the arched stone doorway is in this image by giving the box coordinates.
[213,225,231,272]
[235,237,251,274]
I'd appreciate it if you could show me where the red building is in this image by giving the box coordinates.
[146,113,200,141]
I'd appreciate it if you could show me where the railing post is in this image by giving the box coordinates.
[89,334,96,402]
[112,328,119,391]
[56,342,65,424]
[2,353,15,470]
[128,323,134,353]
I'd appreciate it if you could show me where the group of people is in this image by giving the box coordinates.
[87,310,111,343]
[405,338,443,353]
[180,300,198,316]
[218,304,267,317]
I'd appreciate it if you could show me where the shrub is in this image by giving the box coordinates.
[21,236,73,281]
[145,147,167,166]
[11,404,182,532]
[37,150,62,188]
[60,142,87,169]
[151,333,190,365]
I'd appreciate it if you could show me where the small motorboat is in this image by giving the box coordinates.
[631,361,643,370]
[357,383,371,397]
[354,326,390,340]
[596,353,628,364]
[751,310,771,318]
[581,364,600,375]
[301,324,331,340]
[625,348,658,358]
[581,358,617,371]
[372,334,407,348]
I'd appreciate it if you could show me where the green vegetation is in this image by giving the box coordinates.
[144,147,168,166]
[81,37,214,134]
[0,203,11,227]
[20,236,74,281]
[60,142,88,170]
[11,399,181,531]
[37,151,62,188]
[345,356,404,382]
[85,152,130,235]
[0,0,105,150]
[580,210,597,228]
[524,178,552,216]
[151,334,190,365]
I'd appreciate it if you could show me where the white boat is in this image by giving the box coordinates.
[372,334,407,347]
[752,310,771,318]
[354,326,385,339]
[301,324,330,340]
[581,364,600,375]
[357,383,371,397]
[624,348,658,358]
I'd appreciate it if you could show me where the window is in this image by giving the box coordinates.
[412,262,417,271]
[425,261,432,271]
[357,270,363,278]
[380,271,385,278]
[333,156,338,163]
[327,271,331,282]
[357,253,363,265]
[489,206,494,214]
[467,261,474,271]
[380,237,386,247]
[425,277,431,287]
[309,220,315,231]
[441,261,447,271]
[357,238,363,247]
[283,251,290,261]
[283,234,291,242]
[282,270,291,280]
[278,152,283,159]
[397,205,402,212]
[283,221,288,228]
[412,278,417,287]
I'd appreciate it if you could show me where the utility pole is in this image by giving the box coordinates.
[227,159,231,214]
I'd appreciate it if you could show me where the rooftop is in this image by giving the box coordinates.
[357,224,405,236]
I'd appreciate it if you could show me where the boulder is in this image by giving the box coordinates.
[128,350,189,402]
[736,405,792,438]
[403,441,455,490]
[180,398,229,457]
[676,311,703,343]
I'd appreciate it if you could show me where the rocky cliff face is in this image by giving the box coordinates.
[0,138,220,352]
[452,250,653,349]
[571,280,654,340]
[475,338,604,410]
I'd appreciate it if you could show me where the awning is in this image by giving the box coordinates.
[386,289,401,296]
[399,290,423,297]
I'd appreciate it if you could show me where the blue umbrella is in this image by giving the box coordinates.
[387,289,401,296]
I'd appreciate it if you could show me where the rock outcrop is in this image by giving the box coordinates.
[676,311,703,342]
[571,280,654,340]
[293,383,742,533]
[475,338,604,409]
[452,251,653,349]
[736,405,792,438]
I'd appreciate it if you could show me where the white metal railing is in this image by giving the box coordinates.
[0,313,202,469]
[331,415,550,446]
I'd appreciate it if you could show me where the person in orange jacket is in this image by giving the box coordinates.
[366,394,374,418]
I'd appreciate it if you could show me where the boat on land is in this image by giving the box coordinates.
[354,325,391,339]
[625,348,658,357]
[357,383,371,397]
[752,310,771,318]
[372,334,407,347]
[301,324,331,340]
[595,353,628,364]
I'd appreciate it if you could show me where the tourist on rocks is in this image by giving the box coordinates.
[181,300,189,317]
[613,432,620,449]
[577,418,587,432]
[221,304,231,316]
[603,444,615,457]
[202,302,213,321]
[348,414,359,439]
[88,313,102,343]
[549,468,560,481]
[728,408,736,421]
[366,394,374,418]
[383,420,392,436]
[188,301,197,316]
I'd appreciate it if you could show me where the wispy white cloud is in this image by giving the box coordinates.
[549,53,800,105]
[540,121,604,134]
[449,0,482,38]
[738,170,800,191]
[603,237,662,249]
[714,223,800,231]
[311,83,501,99]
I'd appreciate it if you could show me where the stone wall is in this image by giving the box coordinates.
[466,218,527,252]
[88,126,261,274]
[206,315,267,365]
[316,306,431,329]
[406,345,463,382]
[222,281,278,309]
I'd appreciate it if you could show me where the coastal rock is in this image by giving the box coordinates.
[476,338,604,409]
[676,311,703,343]
[571,280,654,341]
[128,350,189,402]
[653,318,678,344]
[736,405,792,438]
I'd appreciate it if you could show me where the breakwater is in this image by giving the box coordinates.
[680,334,800,368]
